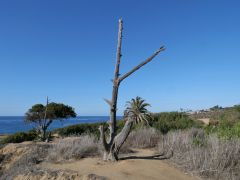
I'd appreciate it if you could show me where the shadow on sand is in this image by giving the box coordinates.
[119,153,169,161]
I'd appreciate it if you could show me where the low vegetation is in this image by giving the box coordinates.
[191,105,240,122]
[0,127,162,179]
[54,122,107,137]
[124,127,161,148]
[202,105,240,139]
[151,112,204,134]
[0,143,50,180]
[158,128,240,179]
[55,112,201,138]
[205,120,240,139]
[0,130,38,144]
[47,135,100,162]
[2,105,240,179]
[48,128,162,163]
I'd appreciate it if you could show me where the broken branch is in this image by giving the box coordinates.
[103,98,112,106]
[119,46,165,83]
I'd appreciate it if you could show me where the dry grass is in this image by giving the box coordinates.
[1,130,161,179]
[47,135,100,162]
[158,128,240,180]
[47,128,161,160]
[121,127,161,153]
[0,143,50,180]
[0,136,101,179]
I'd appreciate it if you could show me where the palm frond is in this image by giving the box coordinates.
[124,96,151,125]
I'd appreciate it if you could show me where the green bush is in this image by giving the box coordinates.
[151,112,203,134]
[232,122,240,137]
[0,130,38,144]
[54,122,107,137]
[54,119,126,137]
[206,121,240,139]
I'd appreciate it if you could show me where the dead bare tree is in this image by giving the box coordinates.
[99,18,165,161]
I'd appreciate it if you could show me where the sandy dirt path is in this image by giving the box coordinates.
[42,149,198,180]
[197,118,210,125]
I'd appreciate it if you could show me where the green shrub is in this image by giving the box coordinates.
[54,122,107,137]
[151,112,203,134]
[54,119,126,137]
[205,120,240,139]
[232,122,240,137]
[0,130,38,144]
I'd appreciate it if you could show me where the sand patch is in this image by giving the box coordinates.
[197,118,210,125]
[42,149,198,180]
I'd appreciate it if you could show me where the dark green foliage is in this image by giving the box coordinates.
[151,112,203,134]
[210,105,223,111]
[54,112,202,137]
[25,103,76,122]
[47,103,77,119]
[54,120,126,137]
[234,105,240,112]
[25,102,76,141]
[55,122,107,137]
[0,130,38,144]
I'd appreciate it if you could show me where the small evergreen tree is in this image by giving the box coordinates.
[25,97,76,141]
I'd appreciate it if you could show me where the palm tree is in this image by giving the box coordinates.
[124,96,151,125]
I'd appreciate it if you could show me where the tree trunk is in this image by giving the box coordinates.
[99,118,134,161]
[100,18,165,161]
[40,126,47,141]
[109,18,123,142]
[111,118,134,158]
[40,96,49,141]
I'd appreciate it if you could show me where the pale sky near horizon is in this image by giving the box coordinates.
[0,0,240,116]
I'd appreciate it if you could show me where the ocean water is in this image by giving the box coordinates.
[0,116,122,135]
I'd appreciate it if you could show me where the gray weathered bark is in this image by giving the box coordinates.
[100,19,165,161]
[40,96,51,141]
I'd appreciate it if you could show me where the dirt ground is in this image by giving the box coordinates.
[197,118,210,125]
[41,148,199,180]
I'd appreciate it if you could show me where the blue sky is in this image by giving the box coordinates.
[0,0,239,116]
